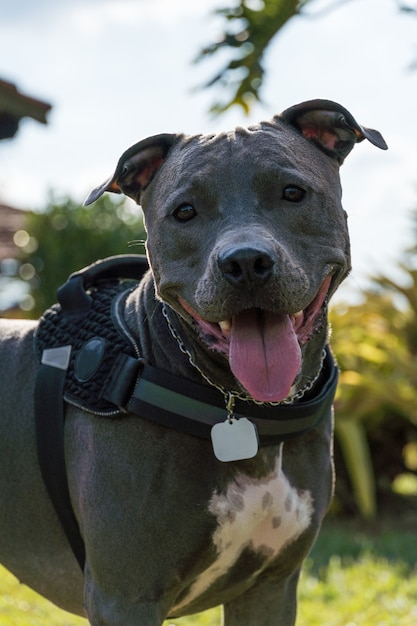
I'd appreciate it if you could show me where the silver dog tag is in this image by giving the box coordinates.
[211,418,259,462]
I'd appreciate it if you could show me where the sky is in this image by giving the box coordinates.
[0,0,416,303]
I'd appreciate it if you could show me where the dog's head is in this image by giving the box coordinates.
[86,100,387,403]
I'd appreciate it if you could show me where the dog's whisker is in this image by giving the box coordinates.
[127,239,146,247]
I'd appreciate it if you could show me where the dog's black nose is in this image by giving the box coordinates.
[218,246,275,288]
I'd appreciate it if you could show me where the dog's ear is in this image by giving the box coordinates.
[278,99,388,164]
[84,133,180,205]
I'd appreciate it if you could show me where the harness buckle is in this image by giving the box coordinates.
[102,355,147,410]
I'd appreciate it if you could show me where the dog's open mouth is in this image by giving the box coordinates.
[179,274,332,403]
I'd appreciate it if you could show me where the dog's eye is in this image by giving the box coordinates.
[282,185,305,203]
[173,204,197,222]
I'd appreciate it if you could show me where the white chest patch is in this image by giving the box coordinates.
[173,445,313,612]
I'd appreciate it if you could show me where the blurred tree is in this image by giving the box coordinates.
[18,195,146,317]
[197,0,417,113]
[196,0,302,114]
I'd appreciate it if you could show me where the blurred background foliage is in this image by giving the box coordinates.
[196,0,417,114]
[10,195,146,316]
[196,0,301,114]
[2,197,417,520]
[330,257,417,518]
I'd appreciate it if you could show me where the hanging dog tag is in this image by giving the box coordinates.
[211,418,259,462]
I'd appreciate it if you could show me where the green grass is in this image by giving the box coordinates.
[297,521,417,626]
[0,567,85,626]
[1,521,416,625]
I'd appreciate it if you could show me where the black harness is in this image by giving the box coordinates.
[34,254,338,571]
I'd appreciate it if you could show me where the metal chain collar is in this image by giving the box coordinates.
[161,304,325,408]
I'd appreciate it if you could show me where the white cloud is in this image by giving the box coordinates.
[68,0,224,37]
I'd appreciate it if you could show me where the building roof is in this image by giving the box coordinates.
[0,79,52,139]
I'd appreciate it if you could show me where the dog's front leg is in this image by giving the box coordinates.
[84,568,169,626]
[223,568,301,626]
[66,412,219,626]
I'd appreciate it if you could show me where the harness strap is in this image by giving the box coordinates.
[121,347,337,445]
[34,255,149,571]
[57,254,149,315]
[34,346,86,570]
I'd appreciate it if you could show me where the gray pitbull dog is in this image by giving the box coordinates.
[0,100,386,625]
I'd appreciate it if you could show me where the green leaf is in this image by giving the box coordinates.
[335,420,376,519]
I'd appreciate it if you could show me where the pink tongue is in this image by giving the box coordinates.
[229,310,302,403]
